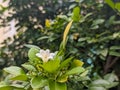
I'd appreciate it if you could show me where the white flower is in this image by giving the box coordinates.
[36,49,56,62]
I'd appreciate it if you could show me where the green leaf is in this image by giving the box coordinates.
[57,76,68,83]
[90,25,99,29]
[105,15,115,27]
[90,79,110,87]
[113,20,120,24]
[62,20,73,49]
[42,59,60,73]
[10,74,28,81]
[80,13,92,23]
[109,51,120,57]
[100,49,108,57]
[80,70,89,77]
[115,3,120,10]
[78,37,89,42]
[106,82,119,89]
[31,76,48,89]
[65,67,85,75]
[105,0,115,9]
[104,73,119,83]
[4,66,25,75]
[72,6,80,22]
[11,84,25,90]
[28,47,40,62]
[24,44,40,49]
[72,59,84,67]
[0,85,13,90]
[59,57,73,70]
[69,4,76,9]
[113,32,120,38]
[110,46,120,50]
[89,86,106,90]
[22,64,36,71]
[37,36,49,41]
[91,19,105,26]
[0,85,25,90]
[49,80,67,90]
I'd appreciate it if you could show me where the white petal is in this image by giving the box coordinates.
[36,53,42,58]
[50,53,55,57]
[46,49,50,55]
[39,49,44,54]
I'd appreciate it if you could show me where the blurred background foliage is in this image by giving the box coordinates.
[0,0,120,89]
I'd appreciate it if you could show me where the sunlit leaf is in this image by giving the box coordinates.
[72,59,84,67]
[28,48,40,62]
[109,51,120,57]
[31,76,48,88]
[90,79,110,87]
[0,85,13,90]
[59,57,73,70]
[72,6,80,22]
[42,59,60,73]
[57,76,68,83]
[105,0,115,9]
[115,3,120,10]
[22,64,36,71]
[91,19,105,26]
[63,20,73,48]
[104,73,119,82]
[45,19,51,27]
[4,66,25,75]
[110,46,120,50]
[49,80,67,90]
[11,74,28,81]
[24,44,40,49]
[65,67,85,75]
[89,86,106,90]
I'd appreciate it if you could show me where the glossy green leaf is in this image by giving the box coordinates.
[115,3,120,10]
[80,13,92,23]
[28,47,40,61]
[31,76,48,88]
[24,44,40,49]
[22,64,36,71]
[4,66,25,75]
[0,85,25,90]
[110,46,120,50]
[105,15,115,27]
[103,73,119,88]
[92,19,105,26]
[106,82,119,89]
[37,36,49,41]
[105,0,115,9]
[57,76,68,83]
[89,86,106,90]
[10,74,28,81]
[65,67,85,75]
[109,51,120,57]
[72,59,84,67]
[100,49,108,57]
[72,6,80,22]
[90,79,110,87]
[49,80,67,90]
[42,59,60,73]
[59,57,73,70]
[91,25,99,29]
[0,85,13,90]
[63,20,73,49]
[104,73,119,83]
